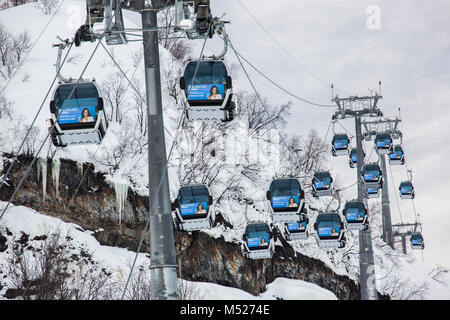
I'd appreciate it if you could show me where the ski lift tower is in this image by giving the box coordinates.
[123,0,179,300]
[362,116,403,250]
[332,88,383,301]
[75,0,182,300]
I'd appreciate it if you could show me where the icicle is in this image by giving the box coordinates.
[77,162,84,176]
[37,158,47,202]
[51,159,61,198]
[113,182,129,229]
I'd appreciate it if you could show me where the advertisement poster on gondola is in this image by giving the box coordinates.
[180,202,208,217]
[287,222,306,232]
[57,100,97,125]
[318,226,340,238]
[377,140,391,148]
[272,196,299,209]
[334,141,348,149]
[345,208,364,222]
[367,187,378,194]
[364,172,379,181]
[390,151,402,159]
[247,236,270,248]
[411,236,423,247]
[187,84,225,101]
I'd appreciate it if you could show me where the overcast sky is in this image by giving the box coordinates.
[205,0,450,268]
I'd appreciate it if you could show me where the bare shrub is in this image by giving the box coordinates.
[0,23,32,79]
[237,91,291,133]
[101,71,128,124]
[93,119,146,173]
[178,279,203,300]
[130,78,147,137]
[21,124,41,157]
[158,7,192,62]
[12,31,31,63]
[0,23,10,61]
[2,232,116,300]
[120,262,202,300]
[35,0,60,15]
[0,93,14,119]
[379,268,429,300]
[278,129,329,186]
[5,233,73,299]
[122,264,151,300]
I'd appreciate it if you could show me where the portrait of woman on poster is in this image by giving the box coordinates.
[287,197,298,208]
[195,203,207,214]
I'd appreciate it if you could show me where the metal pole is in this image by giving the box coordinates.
[379,154,394,248]
[355,116,365,201]
[142,10,178,300]
[355,115,378,300]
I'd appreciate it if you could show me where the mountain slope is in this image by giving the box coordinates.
[0,1,449,300]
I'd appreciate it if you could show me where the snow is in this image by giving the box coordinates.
[373,238,450,300]
[259,278,338,300]
[0,201,149,296]
[190,281,257,300]
[184,278,338,300]
[0,201,338,300]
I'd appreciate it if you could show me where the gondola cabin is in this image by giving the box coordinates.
[343,201,368,230]
[266,178,305,223]
[180,59,237,122]
[284,218,309,241]
[241,223,274,259]
[314,213,346,248]
[47,81,108,147]
[349,148,358,168]
[171,184,215,232]
[374,133,393,155]
[331,134,350,156]
[410,232,424,250]
[389,145,405,165]
[312,171,333,197]
[399,181,415,199]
